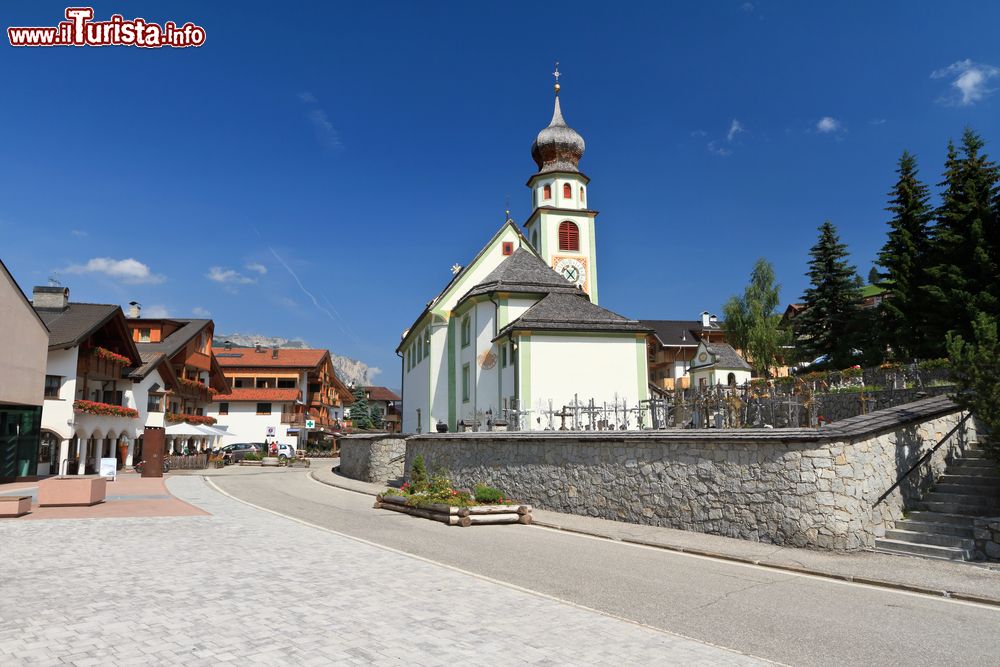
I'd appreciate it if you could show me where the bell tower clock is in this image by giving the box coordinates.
[524,64,600,304]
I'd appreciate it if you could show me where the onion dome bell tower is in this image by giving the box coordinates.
[525,64,600,304]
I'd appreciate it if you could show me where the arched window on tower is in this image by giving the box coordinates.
[580,186,585,204]
[563,183,572,199]
[543,184,552,200]
[531,230,539,249]
[558,221,580,251]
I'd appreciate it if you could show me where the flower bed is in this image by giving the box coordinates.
[164,413,217,425]
[373,456,531,527]
[73,400,139,418]
[93,346,131,365]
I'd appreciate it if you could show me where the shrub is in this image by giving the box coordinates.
[917,358,950,371]
[242,453,261,461]
[474,485,505,504]
[410,455,428,491]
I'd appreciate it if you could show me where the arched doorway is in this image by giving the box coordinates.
[727,372,737,387]
[39,431,60,476]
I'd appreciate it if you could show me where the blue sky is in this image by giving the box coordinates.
[3,2,1000,381]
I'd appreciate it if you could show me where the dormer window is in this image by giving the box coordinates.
[543,184,551,200]
[563,183,572,199]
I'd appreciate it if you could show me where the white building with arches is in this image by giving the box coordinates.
[398,76,650,433]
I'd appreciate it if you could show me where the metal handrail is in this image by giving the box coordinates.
[874,411,973,506]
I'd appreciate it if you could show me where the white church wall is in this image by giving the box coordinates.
[428,321,449,432]
[401,337,431,434]
[526,335,645,430]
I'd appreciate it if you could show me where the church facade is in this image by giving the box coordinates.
[398,76,650,433]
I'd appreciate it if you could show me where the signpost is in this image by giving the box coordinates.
[99,457,117,481]
[305,419,315,429]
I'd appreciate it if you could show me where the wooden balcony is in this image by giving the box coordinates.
[281,412,334,427]
[77,351,127,381]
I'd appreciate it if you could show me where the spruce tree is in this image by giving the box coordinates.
[876,151,933,360]
[797,221,863,368]
[925,130,1000,351]
[348,386,372,429]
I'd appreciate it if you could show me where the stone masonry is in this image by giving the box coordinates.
[339,433,406,483]
[396,396,976,551]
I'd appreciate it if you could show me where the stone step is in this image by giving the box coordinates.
[912,500,997,516]
[951,459,1000,469]
[922,491,1000,509]
[893,519,975,538]
[935,482,1000,496]
[883,528,975,550]
[904,511,977,526]
[874,538,973,561]
[938,472,1000,485]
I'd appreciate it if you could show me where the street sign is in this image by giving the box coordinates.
[265,426,276,437]
[305,419,315,429]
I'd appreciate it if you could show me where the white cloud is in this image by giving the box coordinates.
[741,2,754,12]
[868,118,887,125]
[70,229,87,237]
[207,266,256,285]
[307,108,340,149]
[64,257,165,284]
[726,119,745,142]
[245,262,267,275]
[816,116,841,133]
[368,366,383,380]
[191,306,211,317]
[144,305,169,318]
[298,91,318,104]
[932,59,1000,106]
[707,141,731,156]
[690,129,708,138]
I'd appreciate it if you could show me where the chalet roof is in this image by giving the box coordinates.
[212,388,301,402]
[641,319,723,347]
[34,302,120,349]
[496,291,649,338]
[138,319,212,359]
[690,342,752,372]
[461,248,579,301]
[129,351,182,389]
[215,348,329,369]
[363,386,401,402]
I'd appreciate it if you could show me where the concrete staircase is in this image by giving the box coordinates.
[876,445,1000,561]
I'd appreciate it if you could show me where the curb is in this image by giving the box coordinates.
[310,469,1000,608]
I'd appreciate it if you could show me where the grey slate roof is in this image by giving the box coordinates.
[461,248,580,301]
[34,302,120,349]
[692,342,752,371]
[130,351,166,379]
[496,291,650,338]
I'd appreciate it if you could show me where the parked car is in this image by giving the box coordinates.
[220,442,263,464]
[275,443,296,461]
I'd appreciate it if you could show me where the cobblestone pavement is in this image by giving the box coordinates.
[0,476,765,666]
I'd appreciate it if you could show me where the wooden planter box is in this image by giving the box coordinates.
[38,476,107,507]
[0,496,32,517]
[374,494,532,527]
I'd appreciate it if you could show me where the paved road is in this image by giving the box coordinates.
[0,475,760,666]
[213,468,1000,667]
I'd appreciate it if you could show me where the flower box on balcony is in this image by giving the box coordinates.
[165,413,217,426]
[73,400,139,418]
[93,346,131,365]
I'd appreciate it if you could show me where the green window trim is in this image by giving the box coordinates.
[462,363,470,402]
[461,316,471,348]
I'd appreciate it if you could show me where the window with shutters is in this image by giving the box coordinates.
[543,184,551,199]
[563,183,572,199]
[558,221,580,251]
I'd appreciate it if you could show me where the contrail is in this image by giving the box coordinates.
[267,246,359,343]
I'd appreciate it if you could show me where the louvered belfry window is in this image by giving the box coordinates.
[558,221,579,251]
[563,183,572,198]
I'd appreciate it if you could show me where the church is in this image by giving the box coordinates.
[398,71,650,433]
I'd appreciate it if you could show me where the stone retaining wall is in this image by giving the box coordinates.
[405,396,976,551]
[973,518,1000,560]
[339,434,406,484]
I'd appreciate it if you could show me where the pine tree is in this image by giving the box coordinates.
[796,221,863,368]
[876,151,934,360]
[722,258,790,378]
[925,130,1000,352]
[348,386,372,429]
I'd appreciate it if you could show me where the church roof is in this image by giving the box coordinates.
[495,291,650,339]
[460,248,580,302]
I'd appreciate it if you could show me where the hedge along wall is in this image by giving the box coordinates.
[405,396,976,551]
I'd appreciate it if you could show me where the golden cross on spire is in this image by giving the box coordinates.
[553,61,561,94]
